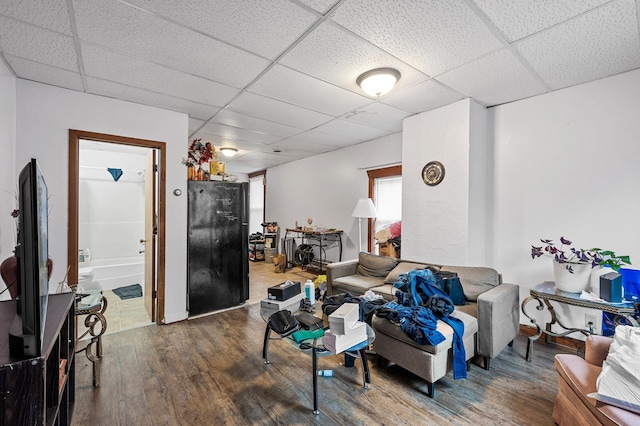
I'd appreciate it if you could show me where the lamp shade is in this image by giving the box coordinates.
[356,68,401,97]
[351,198,377,218]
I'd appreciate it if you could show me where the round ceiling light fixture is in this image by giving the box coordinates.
[219,147,238,157]
[356,67,401,97]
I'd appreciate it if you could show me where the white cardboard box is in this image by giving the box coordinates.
[260,293,304,320]
[323,321,367,354]
[328,302,359,335]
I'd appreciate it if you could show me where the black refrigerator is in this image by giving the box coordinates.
[187,181,249,316]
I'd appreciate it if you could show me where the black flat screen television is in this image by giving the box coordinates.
[9,158,49,358]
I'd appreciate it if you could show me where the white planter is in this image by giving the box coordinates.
[553,261,592,293]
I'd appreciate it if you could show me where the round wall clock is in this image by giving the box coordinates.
[422,161,445,186]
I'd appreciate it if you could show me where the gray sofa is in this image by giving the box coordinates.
[326,252,520,370]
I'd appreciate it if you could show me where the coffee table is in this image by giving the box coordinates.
[261,309,374,415]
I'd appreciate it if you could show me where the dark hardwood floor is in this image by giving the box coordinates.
[72,262,577,425]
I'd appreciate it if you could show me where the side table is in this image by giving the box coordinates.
[76,290,108,387]
[521,281,638,361]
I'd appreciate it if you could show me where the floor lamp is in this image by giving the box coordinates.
[351,198,377,253]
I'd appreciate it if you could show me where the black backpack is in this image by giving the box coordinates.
[268,310,299,337]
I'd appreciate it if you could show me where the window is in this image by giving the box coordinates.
[367,166,402,255]
[248,172,265,235]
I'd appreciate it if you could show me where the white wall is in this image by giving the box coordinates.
[79,149,147,263]
[265,132,402,262]
[491,68,640,333]
[402,99,489,265]
[15,80,189,323]
[0,60,16,300]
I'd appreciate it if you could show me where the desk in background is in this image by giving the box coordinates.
[284,228,343,273]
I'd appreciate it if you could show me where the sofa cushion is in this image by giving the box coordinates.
[372,310,477,355]
[385,262,429,283]
[356,252,398,277]
[442,266,500,302]
[332,274,384,295]
[369,284,396,300]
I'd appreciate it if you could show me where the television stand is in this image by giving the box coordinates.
[0,293,76,425]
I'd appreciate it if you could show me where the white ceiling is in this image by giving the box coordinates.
[2,0,639,174]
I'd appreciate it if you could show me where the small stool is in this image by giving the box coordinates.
[372,310,478,398]
[75,291,108,387]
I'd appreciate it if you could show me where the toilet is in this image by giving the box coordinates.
[77,267,100,291]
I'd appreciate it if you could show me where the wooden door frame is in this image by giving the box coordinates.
[367,165,402,252]
[68,129,166,324]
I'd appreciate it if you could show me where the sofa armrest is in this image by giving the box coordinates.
[585,335,612,367]
[476,282,520,359]
[325,259,359,296]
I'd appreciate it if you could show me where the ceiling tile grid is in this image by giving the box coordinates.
[212,109,306,138]
[226,92,334,130]
[297,0,341,15]
[330,0,504,76]
[436,47,549,106]
[514,0,640,90]
[473,0,613,42]
[0,16,78,71]
[73,0,270,88]
[279,21,428,95]
[5,55,84,91]
[125,0,318,59]
[0,0,72,35]
[248,64,372,116]
[381,80,465,114]
[86,77,221,121]
[2,0,640,173]
[81,43,240,107]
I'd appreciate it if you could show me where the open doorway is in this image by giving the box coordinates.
[68,130,166,329]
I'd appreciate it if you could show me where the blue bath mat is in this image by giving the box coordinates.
[112,284,142,300]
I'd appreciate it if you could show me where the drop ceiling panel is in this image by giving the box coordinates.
[86,77,220,120]
[297,0,341,15]
[288,130,360,147]
[81,43,240,107]
[314,118,391,141]
[382,80,464,114]
[5,55,83,91]
[270,138,335,155]
[437,48,548,106]
[0,0,72,35]
[0,16,78,71]
[189,118,205,134]
[473,0,611,42]
[249,65,371,116]
[280,21,428,93]
[213,110,305,137]
[343,103,410,132]
[228,92,333,129]
[199,122,281,144]
[331,0,503,76]
[125,0,318,59]
[515,0,640,90]
[73,0,269,88]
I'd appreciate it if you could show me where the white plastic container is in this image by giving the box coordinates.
[83,248,91,262]
[304,279,315,306]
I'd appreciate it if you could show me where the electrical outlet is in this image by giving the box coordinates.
[585,313,597,328]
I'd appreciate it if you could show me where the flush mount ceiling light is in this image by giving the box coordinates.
[219,147,238,157]
[356,67,401,97]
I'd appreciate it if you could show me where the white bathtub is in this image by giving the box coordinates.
[82,257,145,292]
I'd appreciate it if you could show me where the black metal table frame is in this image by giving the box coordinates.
[521,281,638,362]
[284,228,343,273]
[76,294,108,387]
[262,323,371,415]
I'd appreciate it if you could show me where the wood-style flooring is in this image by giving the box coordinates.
[72,262,576,425]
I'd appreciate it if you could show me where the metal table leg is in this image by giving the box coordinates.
[312,347,319,415]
